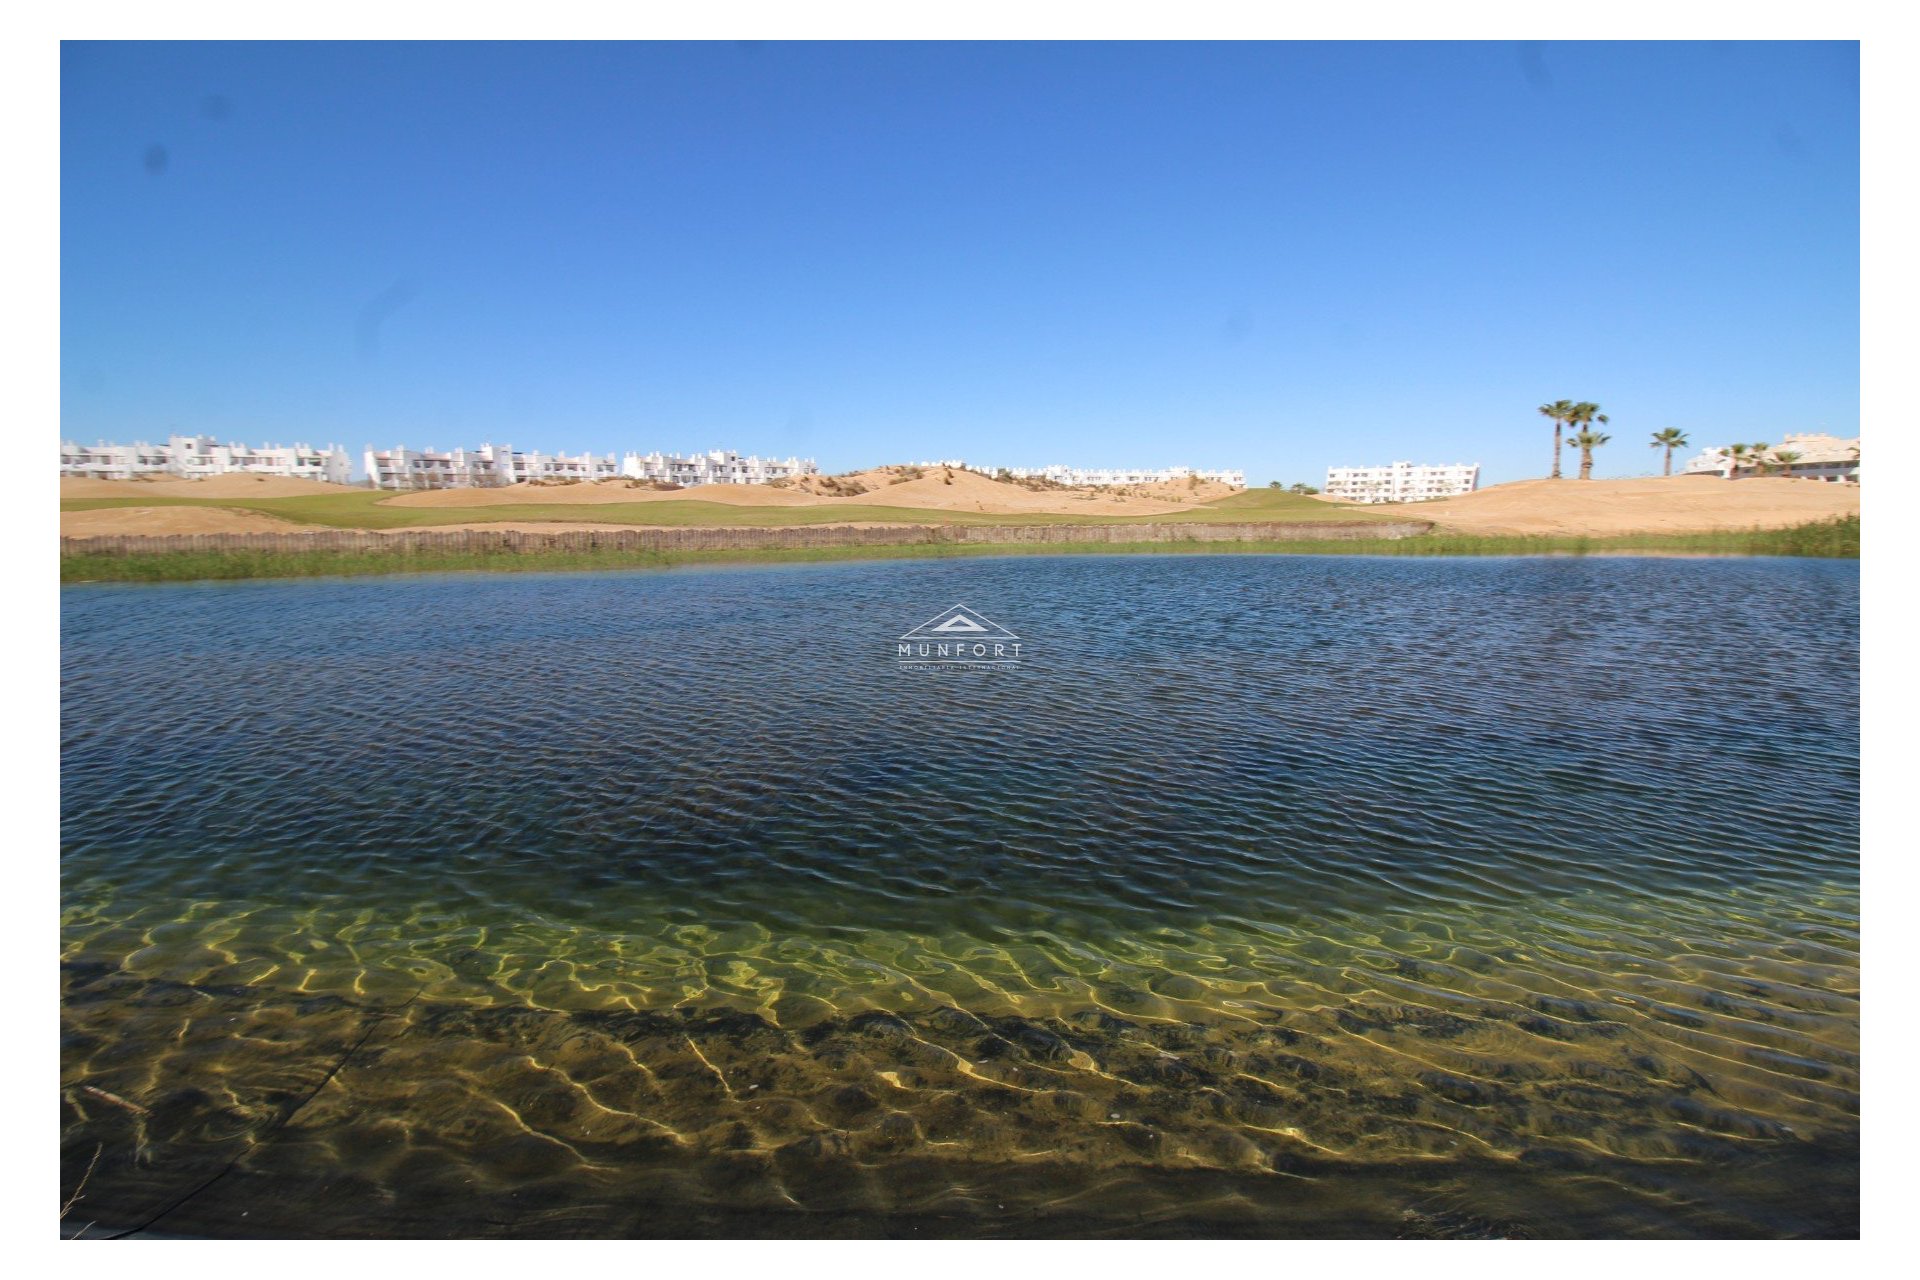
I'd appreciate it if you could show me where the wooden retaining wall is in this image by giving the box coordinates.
[60,520,1433,557]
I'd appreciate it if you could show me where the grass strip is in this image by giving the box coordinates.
[61,516,1858,583]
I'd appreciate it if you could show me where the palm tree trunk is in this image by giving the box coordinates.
[1663,447,1673,477]
[1551,423,1563,479]
[1579,449,1593,481]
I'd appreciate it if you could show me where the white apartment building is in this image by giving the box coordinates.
[502,445,621,485]
[363,443,815,490]
[1323,461,1481,503]
[997,465,1247,488]
[363,443,621,490]
[1681,432,1860,483]
[621,449,818,486]
[60,434,351,484]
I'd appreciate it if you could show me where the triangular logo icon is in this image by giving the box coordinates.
[899,604,1019,643]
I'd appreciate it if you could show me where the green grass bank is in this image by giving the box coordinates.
[61,516,1858,583]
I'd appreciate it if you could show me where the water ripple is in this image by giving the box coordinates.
[60,555,1858,1237]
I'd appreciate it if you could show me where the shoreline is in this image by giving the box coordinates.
[60,516,1859,583]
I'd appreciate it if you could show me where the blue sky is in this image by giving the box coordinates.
[60,41,1858,486]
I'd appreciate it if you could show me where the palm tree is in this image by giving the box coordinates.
[1565,402,1610,479]
[1538,399,1577,478]
[1720,443,1758,477]
[1649,427,1689,476]
[1771,450,1802,478]
[1569,427,1611,480]
[1749,442,1774,476]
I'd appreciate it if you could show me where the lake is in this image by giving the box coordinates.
[59,554,1859,1237]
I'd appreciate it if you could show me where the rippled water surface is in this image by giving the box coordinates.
[60,555,1859,1237]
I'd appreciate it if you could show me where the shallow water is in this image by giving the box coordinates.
[60,555,1859,1237]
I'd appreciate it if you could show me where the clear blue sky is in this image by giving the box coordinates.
[61,41,1858,486]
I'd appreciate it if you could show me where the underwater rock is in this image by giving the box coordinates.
[822,1084,880,1123]
[924,1006,989,1036]
[837,1011,915,1046]
[1417,1072,1504,1109]
[1147,974,1205,1000]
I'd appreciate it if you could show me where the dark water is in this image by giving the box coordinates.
[60,555,1859,1237]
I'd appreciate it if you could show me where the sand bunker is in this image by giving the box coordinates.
[61,506,311,537]
[361,520,930,535]
[1338,475,1859,536]
[60,475,363,499]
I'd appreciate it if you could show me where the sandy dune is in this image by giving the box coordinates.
[1361,475,1860,536]
[61,506,312,536]
[813,466,1237,513]
[378,468,1225,516]
[839,470,1206,515]
[1129,478,1241,504]
[61,475,363,499]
